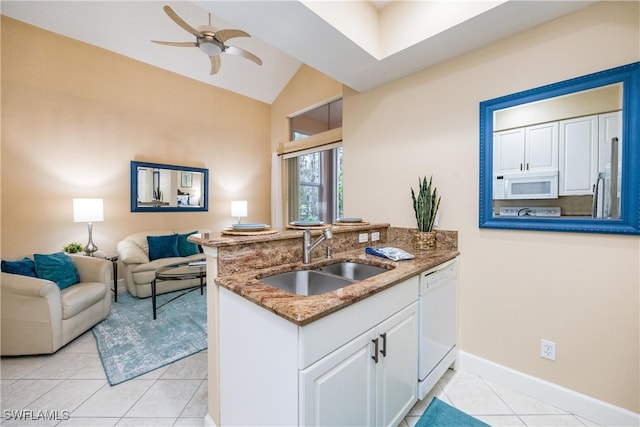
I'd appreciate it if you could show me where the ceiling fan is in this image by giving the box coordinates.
[152,5,262,75]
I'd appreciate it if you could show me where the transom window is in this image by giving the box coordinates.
[286,99,343,223]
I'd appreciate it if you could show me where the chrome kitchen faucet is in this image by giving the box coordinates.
[303,227,333,264]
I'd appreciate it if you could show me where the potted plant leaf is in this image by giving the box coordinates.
[411,176,441,250]
[63,242,84,254]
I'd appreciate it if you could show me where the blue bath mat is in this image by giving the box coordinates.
[416,397,490,427]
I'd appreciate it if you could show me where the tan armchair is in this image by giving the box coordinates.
[1,255,112,356]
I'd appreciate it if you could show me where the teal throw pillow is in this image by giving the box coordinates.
[34,252,80,289]
[1,257,37,277]
[177,231,201,257]
[147,234,180,261]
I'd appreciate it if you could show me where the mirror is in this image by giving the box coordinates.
[479,62,639,234]
[130,161,208,212]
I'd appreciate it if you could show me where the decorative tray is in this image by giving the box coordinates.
[222,224,278,236]
[332,217,369,226]
[231,223,269,232]
[287,221,327,229]
[221,228,279,236]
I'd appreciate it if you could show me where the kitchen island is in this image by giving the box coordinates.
[190,225,459,427]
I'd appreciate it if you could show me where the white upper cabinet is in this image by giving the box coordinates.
[598,112,622,177]
[559,115,599,196]
[493,128,525,175]
[494,122,558,175]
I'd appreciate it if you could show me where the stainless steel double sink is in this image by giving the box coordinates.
[258,261,392,296]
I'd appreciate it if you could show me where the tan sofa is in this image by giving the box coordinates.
[1,256,112,356]
[117,230,206,298]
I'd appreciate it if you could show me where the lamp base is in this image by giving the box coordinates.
[84,222,98,257]
[84,245,98,257]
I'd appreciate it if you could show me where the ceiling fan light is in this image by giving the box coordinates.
[198,40,222,56]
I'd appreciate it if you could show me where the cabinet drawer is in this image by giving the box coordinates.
[299,275,419,368]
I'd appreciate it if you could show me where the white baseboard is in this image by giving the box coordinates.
[459,351,640,427]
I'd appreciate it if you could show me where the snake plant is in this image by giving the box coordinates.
[411,176,441,232]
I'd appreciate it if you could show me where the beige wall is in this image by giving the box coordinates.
[1,17,271,259]
[343,1,639,412]
[270,64,343,152]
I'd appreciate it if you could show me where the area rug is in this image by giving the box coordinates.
[92,288,207,385]
[415,397,490,427]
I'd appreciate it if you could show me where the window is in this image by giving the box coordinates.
[287,147,343,222]
[286,99,343,223]
[290,99,342,138]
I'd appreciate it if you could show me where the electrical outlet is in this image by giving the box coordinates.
[358,233,369,243]
[541,339,556,361]
[371,231,380,242]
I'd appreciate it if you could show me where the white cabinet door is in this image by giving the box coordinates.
[598,111,622,173]
[376,302,419,427]
[559,115,598,195]
[300,329,376,427]
[526,122,559,172]
[494,123,558,175]
[300,302,419,427]
[494,128,525,175]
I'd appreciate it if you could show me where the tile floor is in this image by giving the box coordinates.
[1,330,600,427]
[401,369,601,427]
[1,332,207,426]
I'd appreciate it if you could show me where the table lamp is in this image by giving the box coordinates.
[73,198,104,256]
[231,200,248,224]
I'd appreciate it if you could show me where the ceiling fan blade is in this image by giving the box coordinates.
[214,29,250,43]
[209,55,221,75]
[151,40,197,47]
[163,5,202,37]
[225,46,263,66]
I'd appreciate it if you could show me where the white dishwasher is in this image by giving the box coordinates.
[418,257,458,399]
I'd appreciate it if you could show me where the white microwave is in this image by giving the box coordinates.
[493,171,558,200]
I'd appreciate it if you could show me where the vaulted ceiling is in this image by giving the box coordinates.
[1,1,595,104]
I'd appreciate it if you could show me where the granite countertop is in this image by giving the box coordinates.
[190,222,390,247]
[215,247,459,326]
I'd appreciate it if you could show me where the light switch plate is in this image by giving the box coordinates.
[371,232,380,241]
[358,233,368,243]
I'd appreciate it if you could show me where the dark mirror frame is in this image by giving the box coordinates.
[479,62,639,235]
[130,161,209,212]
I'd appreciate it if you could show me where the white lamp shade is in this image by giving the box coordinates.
[231,200,248,218]
[73,198,104,222]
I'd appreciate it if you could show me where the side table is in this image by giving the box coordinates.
[103,255,119,302]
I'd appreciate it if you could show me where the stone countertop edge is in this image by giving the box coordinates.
[188,223,391,247]
[213,247,460,326]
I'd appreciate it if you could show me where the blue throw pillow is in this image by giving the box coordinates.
[1,257,37,277]
[147,234,179,261]
[34,252,80,289]
[177,231,201,257]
